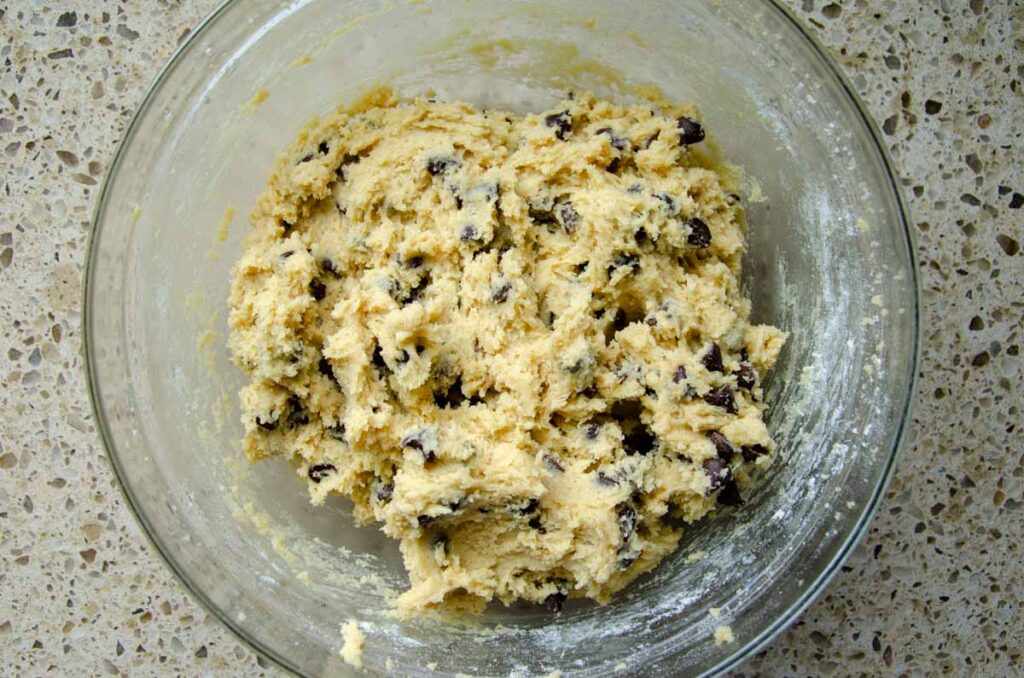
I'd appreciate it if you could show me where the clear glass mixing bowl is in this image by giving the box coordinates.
[84,0,918,675]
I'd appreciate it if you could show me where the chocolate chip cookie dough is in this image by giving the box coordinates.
[228,90,786,617]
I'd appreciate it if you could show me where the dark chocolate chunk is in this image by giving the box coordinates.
[492,280,512,303]
[299,153,314,163]
[318,141,329,155]
[607,252,639,277]
[672,365,687,383]
[513,498,540,515]
[426,156,458,176]
[416,514,433,526]
[556,200,580,235]
[575,260,589,275]
[402,276,430,305]
[395,349,410,365]
[716,479,744,507]
[321,258,337,275]
[405,255,424,269]
[606,157,621,174]
[634,228,648,244]
[319,357,339,385]
[686,217,712,248]
[545,592,567,613]
[544,110,572,140]
[645,316,657,327]
[434,376,466,409]
[701,343,724,373]
[736,362,757,390]
[285,396,309,428]
[528,516,545,533]
[702,458,731,491]
[543,454,565,473]
[402,431,436,463]
[309,278,327,301]
[584,422,600,440]
[623,424,656,456]
[328,423,346,442]
[371,344,388,375]
[703,384,738,414]
[612,308,629,333]
[741,444,769,462]
[375,482,394,504]
[707,431,734,461]
[617,504,637,543]
[307,463,336,483]
[255,415,278,431]
[677,116,705,145]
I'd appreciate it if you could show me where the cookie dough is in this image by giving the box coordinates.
[228,90,786,617]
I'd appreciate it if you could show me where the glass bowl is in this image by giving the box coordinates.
[84,0,918,675]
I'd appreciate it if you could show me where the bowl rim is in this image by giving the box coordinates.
[82,0,920,675]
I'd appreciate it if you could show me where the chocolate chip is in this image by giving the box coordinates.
[556,200,580,235]
[309,279,327,301]
[396,349,409,364]
[686,217,712,248]
[607,252,639,277]
[584,422,600,440]
[492,280,512,303]
[255,415,278,431]
[716,479,744,507]
[703,384,737,414]
[405,255,424,269]
[606,157,621,174]
[319,357,339,385]
[618,554,638,570]
[528,516,545,533]
[701,343,724,373]
[623,424,656,455]
[434,376,466,409]
[307,464,336,483]
[299,153,314,163]
[402,430,436,463]
[612,308,629,333]
[596,471,619,486]
[416,514,433,526]
[285,396,309,428]
[707,431,734,461]
[736,363,757,390]
[617,504,637,543]
[328,423,346,442]
[545,111,572,140]
[645,316,657,327]
[593,308,606,319]
[677,117,705,145]
[402,276,430,305]
[513,498,540,515]
[318,141,329,155]
[741,444,769,462]
[460,224,480,241]
[280,250,295,259]
[415,344,426,355]
[321,258,337,274]
[375,482,394,503]
[545,592,567,613]
[371,344,388,375]
[543,454,565,473]
[702,458,731,491]
[426,156,457,176]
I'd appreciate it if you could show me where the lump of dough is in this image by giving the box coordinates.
[228,90,786,617]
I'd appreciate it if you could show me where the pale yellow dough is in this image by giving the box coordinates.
[228,91,785,617]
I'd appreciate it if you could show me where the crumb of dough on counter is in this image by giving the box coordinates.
[340,619,365,669]
[714,624,735,646]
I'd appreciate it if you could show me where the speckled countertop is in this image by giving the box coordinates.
[1,1,1021,675]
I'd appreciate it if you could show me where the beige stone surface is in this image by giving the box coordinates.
[0,1,1020,675]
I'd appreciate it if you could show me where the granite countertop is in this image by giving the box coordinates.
[1,1,1021,675]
